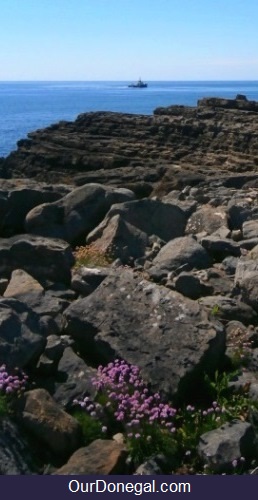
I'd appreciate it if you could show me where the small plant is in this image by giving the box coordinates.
[0,364,28,417]
[0,394,8,417]
[73,244,114,268]
[71,408,105,445]
[230,343,253,368]
[204,370,257,422]
[227,326,253,369]
[210,304,220,317]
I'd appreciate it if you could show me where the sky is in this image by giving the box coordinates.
[1,0,258,81]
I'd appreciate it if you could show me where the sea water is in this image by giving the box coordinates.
[0,80,258,158]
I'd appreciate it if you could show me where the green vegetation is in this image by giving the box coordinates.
[71,409,105,445]
[0,394,9,418]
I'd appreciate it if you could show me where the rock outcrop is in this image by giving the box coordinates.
[1,96,258,195]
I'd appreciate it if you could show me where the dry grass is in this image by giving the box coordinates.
[73,244,114,268]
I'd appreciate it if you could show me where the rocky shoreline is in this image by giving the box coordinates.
[1,96,258,474]
[1,94,258,193]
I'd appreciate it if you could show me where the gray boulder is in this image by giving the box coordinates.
[25,183,135,244]
[193,267,233,297]
[3,269,69,333]
[186,205,228,235]
[227,202,252,230]
[0,183,72,237]
[201,236,241,259]
[64,269,225,400]
[234,253,258,312]
[0,234,74,284]
[149,236,211,281]
[198,420,256,473]
[86,214,150,263]
[90,198,186,242]
[174,272,205,300]
[227,188,258,228]
[239,238,258,251]
[238,274,258,312]
[242,220,258,239]
[71,266,114,296]
[222,256,239,275]
[0,298,45,369]
[198,295,257,325]
[234,256,258,286]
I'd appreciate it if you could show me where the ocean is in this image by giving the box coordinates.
[0,80,258,158]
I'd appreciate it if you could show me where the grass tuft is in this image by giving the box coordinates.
[73,244,114,268]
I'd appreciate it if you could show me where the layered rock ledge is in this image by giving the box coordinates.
[1,95,258,196]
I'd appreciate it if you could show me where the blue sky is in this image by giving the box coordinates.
[1,0,258,80]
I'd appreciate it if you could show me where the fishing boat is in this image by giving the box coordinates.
[128,78,148,88]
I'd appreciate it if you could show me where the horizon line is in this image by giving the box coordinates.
[0,79,258,83]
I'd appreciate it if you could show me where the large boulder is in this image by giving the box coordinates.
[64,269,225,400]
[149,236,212,281]
[86,214,150,263]
[0,182,72,237]
[87,199,186,243]
[0,234,74,284]
[25,183,135,244]
[0,298,46,369]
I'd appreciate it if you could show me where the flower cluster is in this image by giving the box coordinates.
[75,359,178,462]
[0,364,28,395]
[93,360,176,434]
[74,360,254,472]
